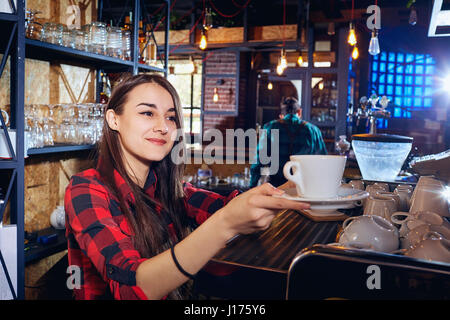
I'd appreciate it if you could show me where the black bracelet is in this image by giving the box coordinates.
[170,244,196,280]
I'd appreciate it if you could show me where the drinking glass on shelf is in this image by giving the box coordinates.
[38,104,54,146]
[25,9,42,40]
[24,105,35,150]
[71,29,87,51]
[88,21,107,55]
[106,26,123,58]
[76,104,89,144]
[121,30,131,60]
[60,104,72,143]
[93,103,105,143]
[31,104,44,148]
[41,22,64,45]
[81,24,91,51]
[61,26,72,47]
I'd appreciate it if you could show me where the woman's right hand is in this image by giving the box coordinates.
[216,183,310,239]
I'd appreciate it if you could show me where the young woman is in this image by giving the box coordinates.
[64,74,310,300]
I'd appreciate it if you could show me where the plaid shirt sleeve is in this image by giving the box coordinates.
[65,178,148,300]
[183,182,240,226]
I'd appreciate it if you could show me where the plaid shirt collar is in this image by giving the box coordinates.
[97,159,158,205]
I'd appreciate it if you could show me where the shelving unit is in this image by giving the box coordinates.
[26,144,96,156]
[0,0,170,300]
[0,0,25,300]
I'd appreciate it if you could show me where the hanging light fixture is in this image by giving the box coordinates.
[352,46,359,59]
[267,82,273,90]
[297,53,303,66]
[276,63,284,76]
[327,22,335,35]
[280,48,288,69]
[276,49,288,75]
[348,0,357,46]
[199,29,207,50]
[368,29,380,55]
[348,22,357,46]
[203,7,213,31]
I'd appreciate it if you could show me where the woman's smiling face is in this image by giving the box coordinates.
[106,82,179,167]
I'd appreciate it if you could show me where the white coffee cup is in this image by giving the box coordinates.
[365,184,386,194]
[393,187,413,212]
[283,155,347,199]
[396,184,413,191]
[339,215,399,252]
[375,191,401,212]
[341,183,353,189]
[349,180,365,190]
[401,223,450,249]
[364,184,386,206]
[409,177,449,217]
[391,211,449,237]
[363,196,397,221]
[402,234,450,263]
[373,182,389,192]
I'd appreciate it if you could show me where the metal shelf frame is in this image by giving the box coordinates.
[0,0,170,300]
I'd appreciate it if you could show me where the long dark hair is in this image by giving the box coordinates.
[97,74,190,299]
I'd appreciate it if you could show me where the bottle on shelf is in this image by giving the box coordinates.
[138,20,145,64]
[99,73,109,104]
[121,13,132,61]
[123,12,132,31]
[145,24,157,66]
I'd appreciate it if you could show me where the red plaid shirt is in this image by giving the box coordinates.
[64,166,239,300]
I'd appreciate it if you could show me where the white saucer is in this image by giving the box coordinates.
[308,202,357,214]
[273,186,369,203]
[302,209,346,216]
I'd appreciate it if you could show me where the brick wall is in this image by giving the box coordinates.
[203,51,250,133]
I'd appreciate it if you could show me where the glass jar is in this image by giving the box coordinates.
[41,22,64,45]
[81,24,91,51]
[70,28,87,51]
[61,25,72,47]
[121,30,131,61]
[106,26,123,58]
[25,9,42,40]
[88,21,107,55]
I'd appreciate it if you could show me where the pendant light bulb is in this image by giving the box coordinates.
[347,23,357,46]
[297,54,303,66]
[199,30,207,50]
[368,30,380,56]
[276,63,284,75]
[352,46,359,60]
[213,87,219,102]
[268,82,273,90]
[280,49,288,69]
